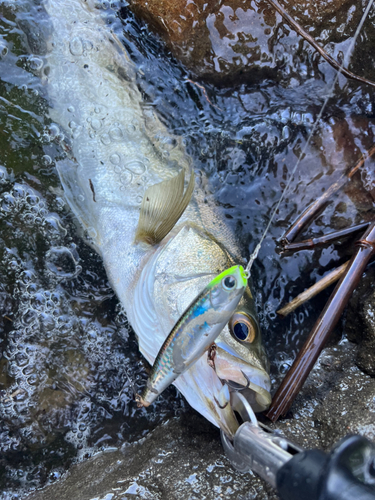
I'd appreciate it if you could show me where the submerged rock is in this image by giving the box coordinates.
[127,0,366,84]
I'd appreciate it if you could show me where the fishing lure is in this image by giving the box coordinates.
[136,265,248,407]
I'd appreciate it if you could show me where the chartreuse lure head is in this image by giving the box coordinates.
[210,265,248,292]
[136,264,248,410]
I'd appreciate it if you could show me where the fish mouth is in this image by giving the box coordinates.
[210,345,272,413]
[173,346,271,439]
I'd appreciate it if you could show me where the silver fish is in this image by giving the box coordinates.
[43,0,271,437]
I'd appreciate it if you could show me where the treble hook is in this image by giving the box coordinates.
[225,370,252,392]
[206,346,252,392]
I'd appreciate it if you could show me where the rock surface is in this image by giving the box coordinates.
[346,266,375,376]
[27,341,375,500]
[126,0,369,83]
[27,412,278,500]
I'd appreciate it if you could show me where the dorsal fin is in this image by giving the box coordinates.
[134,169,195,245]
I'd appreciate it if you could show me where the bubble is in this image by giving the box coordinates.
[109,126,123,141]
[69,37,84,56]
[49,469,62,482]
[21,270,35,284]
[15,353,29,368]
[26,194,39,206]
[42,155,53,166]
[12,184,26,199]
[45,247,82,279]
[21,212,35,224]
[2,193,16,212]
[30,292,46,311]
[67,106,75,113]
[100,133,111,145]
[27,374,38,386]
[22,366,34,376]
[45,299,55,311]
[126,123,136,134]
[39,313,56,332]
[21,310,37,327]
[91,118,101,131]
[28,56,43,71]
[125,159,146,175]
[46,123,61,141]
[43,216,68,237]
[110,153,121,165]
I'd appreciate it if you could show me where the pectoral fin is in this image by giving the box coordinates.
[134,169,195,245]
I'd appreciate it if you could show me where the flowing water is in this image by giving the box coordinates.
[0,0,375,497]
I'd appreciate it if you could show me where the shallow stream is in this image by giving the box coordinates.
[0,0,375,497]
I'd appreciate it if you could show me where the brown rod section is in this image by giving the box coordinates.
[282,222,371,252]
[282,144,375,244]
[267,0,375,89]
[265,222,375,422]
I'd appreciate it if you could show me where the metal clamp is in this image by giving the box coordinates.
[221,391,303,485]
[220,391,258,473]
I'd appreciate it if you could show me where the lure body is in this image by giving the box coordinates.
[136,265,248,407]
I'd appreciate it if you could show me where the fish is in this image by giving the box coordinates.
[42,0,271,437]
[136,265,248,408]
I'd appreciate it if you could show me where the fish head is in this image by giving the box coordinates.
[214,287,272,413]
[132,224,271,437]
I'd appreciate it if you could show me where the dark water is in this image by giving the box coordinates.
[0,0,374,497]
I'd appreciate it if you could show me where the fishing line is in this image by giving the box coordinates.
[245,0,375,275]
[119,364,138,400]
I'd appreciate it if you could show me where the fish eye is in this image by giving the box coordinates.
[222,275,236,290]
[229,312,257,343]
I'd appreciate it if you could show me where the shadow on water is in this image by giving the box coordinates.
[0,0,374,497]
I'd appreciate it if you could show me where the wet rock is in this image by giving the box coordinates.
[346,266,375,376]
[27,411,278,500]
[127,0,363,84]
[276,342,375,449]
[27,342,375,500]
